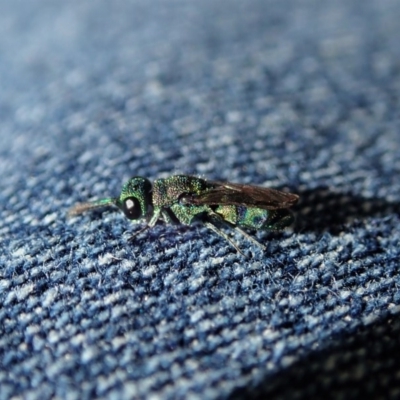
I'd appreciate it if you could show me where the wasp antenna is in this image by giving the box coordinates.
[68,197,118,217]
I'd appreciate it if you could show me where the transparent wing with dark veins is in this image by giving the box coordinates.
[182,181,299,210]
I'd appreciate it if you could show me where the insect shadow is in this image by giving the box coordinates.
[292,186,400,235]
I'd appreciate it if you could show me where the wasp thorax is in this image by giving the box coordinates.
[117,176,152,220]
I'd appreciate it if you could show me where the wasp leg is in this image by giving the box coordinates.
[148,209,161,227]
[130,224,150,240]
[129,209,161,241]
[161,210,176,224]
[234,227,266,251]
[203,220,245,257]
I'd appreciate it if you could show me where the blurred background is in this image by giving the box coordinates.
[0,1,399,399]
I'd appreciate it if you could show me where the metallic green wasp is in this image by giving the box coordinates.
[69,175,299,253]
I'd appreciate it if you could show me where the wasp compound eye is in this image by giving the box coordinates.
[122,197,142,220]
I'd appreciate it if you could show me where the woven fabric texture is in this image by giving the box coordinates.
[1,0,400,399]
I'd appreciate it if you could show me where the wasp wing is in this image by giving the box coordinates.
[182,181,299,210]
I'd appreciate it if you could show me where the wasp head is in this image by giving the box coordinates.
[117,177,152,220]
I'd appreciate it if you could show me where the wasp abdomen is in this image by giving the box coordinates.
[215,205,293,231]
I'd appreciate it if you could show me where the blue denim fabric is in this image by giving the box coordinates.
[1,0,400,399]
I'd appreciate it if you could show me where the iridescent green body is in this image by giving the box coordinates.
[69,175,299,253]
[152,175,210,224]
[214,205,294,231]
